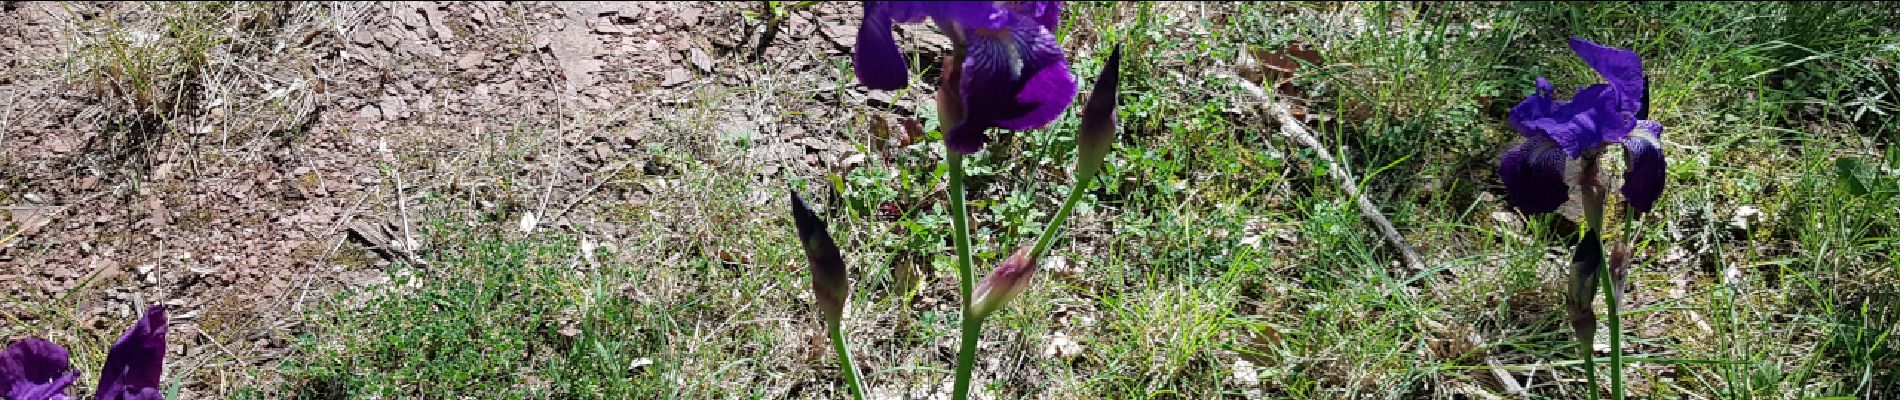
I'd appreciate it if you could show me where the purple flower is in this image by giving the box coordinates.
[0,339,76,400]
[95,306,168,400]
[853,1,1077,153]
[0,306,169,400]
[1499,38,1666,214]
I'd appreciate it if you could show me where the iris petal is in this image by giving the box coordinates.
[1499,138,1571,214]
[119,388,164,400]
[1619,121,1666,213]
[96,306,167,400]
[1568,37,1648,119]
[1516,84,1635,157]
[1508,77,1559,138]
[1004,1,1063,32]
[944,121,990,153]
[1636,119,1663,139]
[994,55,1075,130]
[1,339,77,400]
[852,3,910,90]
[854,2,1000,89]
[947,14,1075,153]
[926,1,1006,30]
[1509,39,1649,153]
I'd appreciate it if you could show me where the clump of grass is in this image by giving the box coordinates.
[53,2,327,166]
[59,2,227,161]
[275,226,671,398]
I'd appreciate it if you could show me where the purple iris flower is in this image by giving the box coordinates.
[1,306,169,400]
[853,1,1077,153]
[1499,38,1666,214]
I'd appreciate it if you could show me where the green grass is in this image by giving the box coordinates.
[273,228,674,398]
[272,2,1898,398]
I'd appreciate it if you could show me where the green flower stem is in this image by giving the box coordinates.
[1579,155,1621,400]
[827,321,867,400]
[1575,157,1602,400]
[945,149,980,400]
[1600,245,1625,400]
[1583,337,1600,400]
[946,151,977,300]
[951,313,983,400]
[1030,161,1101,261]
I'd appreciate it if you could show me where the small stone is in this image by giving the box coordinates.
[688,47,713,71]
[1043,331,1083,360]
[351,28,377,46]
[660,68,691,87]
[1730,205,1762,230]
[677,8,701,24]
[1232,359,1260,387]
[379,97,409,120]
[593,21,628,34]
[519,211,538,234]
[457,51,486,69]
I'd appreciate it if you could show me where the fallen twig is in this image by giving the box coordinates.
[1221,72,1428,272]
[1479,331,1528,397]
[345,218,429,266]
[391,166,420,254]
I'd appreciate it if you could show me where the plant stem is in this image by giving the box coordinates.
[951,314,983,400]
[828,321,867,400]
[1601,246,1625,400]
[1583,345,1601,400]
[945,149,981,400]
[1030,169,1095,260]
[1579,155,1621,399]
[952,150,1100,400]
[946,151,976,301]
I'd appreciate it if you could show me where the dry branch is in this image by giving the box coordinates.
[1221,72,1428,272]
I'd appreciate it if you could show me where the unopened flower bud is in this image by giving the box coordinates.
[1566,231,1603,346]
[1074,45,1122,182]
[970,246,1039,321]
[791,192,848,326]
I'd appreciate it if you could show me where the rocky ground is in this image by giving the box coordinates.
[1,1,947,395]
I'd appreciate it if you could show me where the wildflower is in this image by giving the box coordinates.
[1,305,169,400]
[1499,38,1665,214]
[853,1,1076,153]
[0,339,73,400]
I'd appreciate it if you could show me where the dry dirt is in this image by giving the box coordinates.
[1,1,943,395]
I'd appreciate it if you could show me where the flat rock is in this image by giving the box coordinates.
[660,67,691,87]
